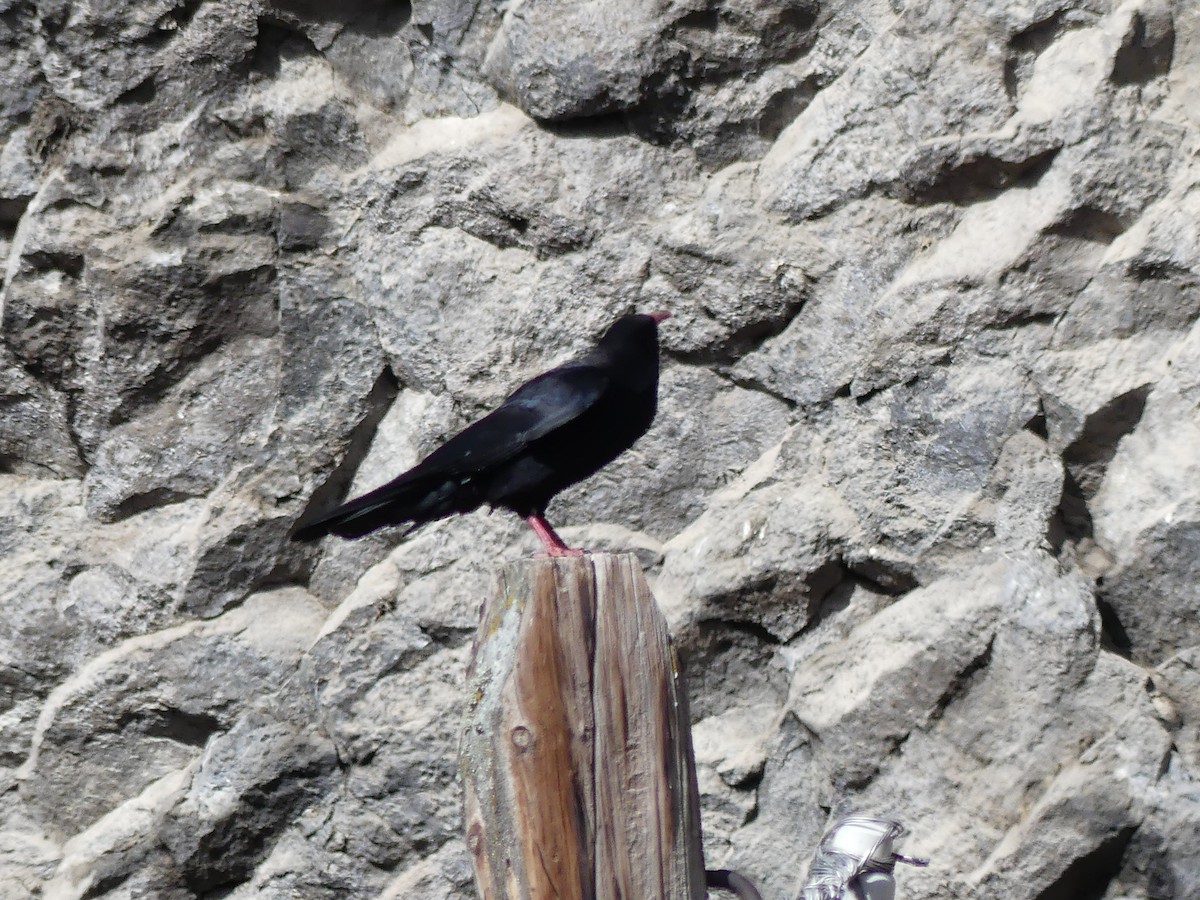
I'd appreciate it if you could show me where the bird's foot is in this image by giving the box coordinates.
[524,514,585,557]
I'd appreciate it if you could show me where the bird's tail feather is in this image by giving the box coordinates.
[290,475,443,542]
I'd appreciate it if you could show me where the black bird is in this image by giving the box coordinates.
[291,311,669,555]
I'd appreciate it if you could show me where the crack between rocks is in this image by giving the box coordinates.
[1032,824,1137,900]
[720,369,799,411]
[929,636,995,724]
[291,364,401,549]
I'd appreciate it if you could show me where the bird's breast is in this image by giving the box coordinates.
[480,383,656,514]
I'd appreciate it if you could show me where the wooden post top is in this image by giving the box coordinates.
[459,552,705,900]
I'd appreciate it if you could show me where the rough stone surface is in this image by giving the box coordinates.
[2,0,1199,897]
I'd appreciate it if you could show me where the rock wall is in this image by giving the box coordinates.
[2,0,1199,897]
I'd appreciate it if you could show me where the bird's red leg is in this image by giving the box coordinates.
[524,514,585,557]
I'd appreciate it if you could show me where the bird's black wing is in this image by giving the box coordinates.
[290,364,608,541]
[416,363,610,475]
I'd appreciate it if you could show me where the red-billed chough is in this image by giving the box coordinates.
[291,311,669,555]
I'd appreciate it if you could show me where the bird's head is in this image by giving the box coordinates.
[594,312,668,374]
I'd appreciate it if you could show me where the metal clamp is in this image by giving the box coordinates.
[798,815,929,900]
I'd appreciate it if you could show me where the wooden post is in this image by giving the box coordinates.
[459,553,706,900]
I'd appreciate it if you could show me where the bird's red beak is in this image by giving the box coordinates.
[648,310,672,324]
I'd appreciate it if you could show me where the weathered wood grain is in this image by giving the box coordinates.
[459,553,705,900]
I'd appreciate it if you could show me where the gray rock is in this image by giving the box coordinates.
[0,348,83,478]
[483,0,668,120]
[1088,318,1200,664]
[17,588,326,836]
[83,337,280,521]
